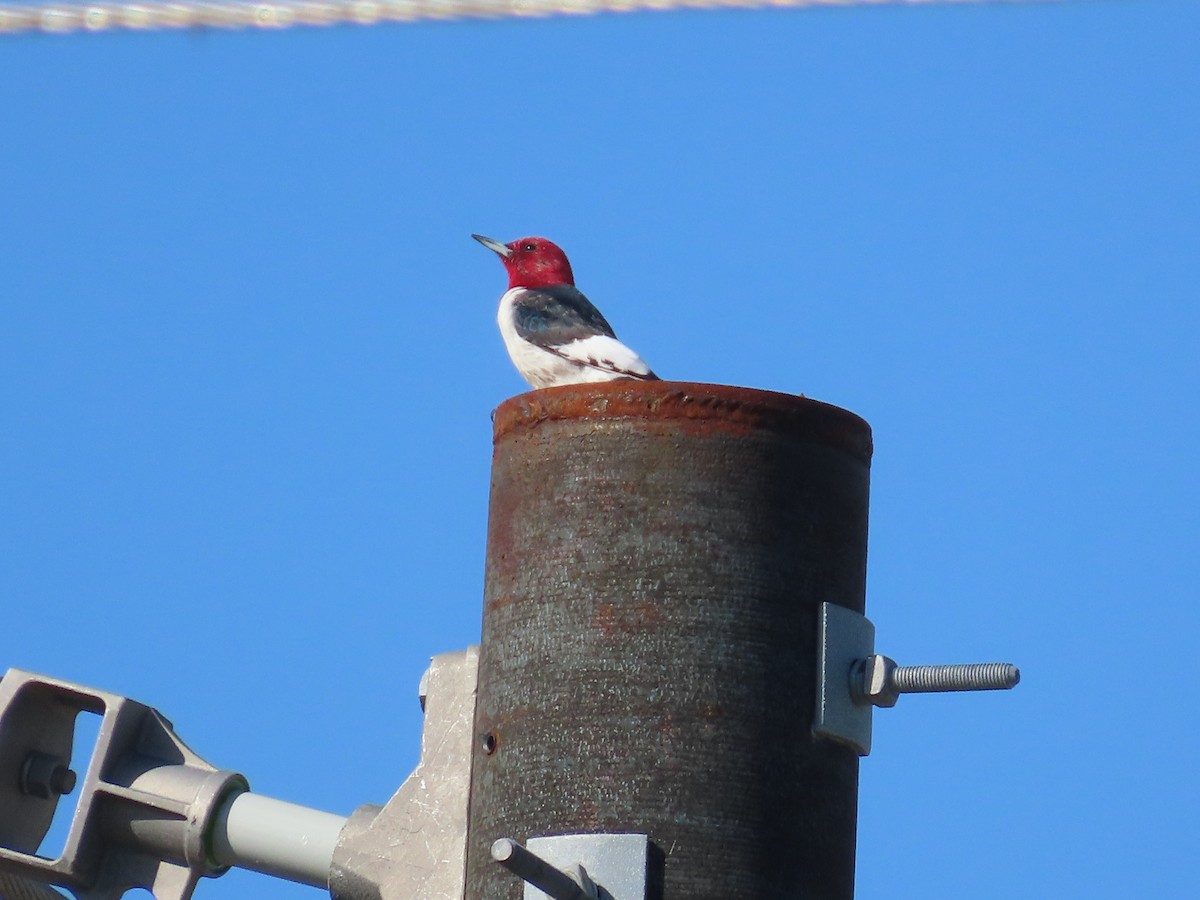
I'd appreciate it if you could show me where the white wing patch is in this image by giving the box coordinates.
[550,334,655,379]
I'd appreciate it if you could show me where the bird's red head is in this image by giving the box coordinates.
[473,234,575,289]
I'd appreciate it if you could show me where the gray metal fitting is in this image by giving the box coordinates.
[0,669,361,900]
[0,669,248,900]
[815,603,1021,756]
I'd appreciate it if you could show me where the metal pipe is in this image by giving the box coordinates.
[466,381,873,900]
[209,791,347,888]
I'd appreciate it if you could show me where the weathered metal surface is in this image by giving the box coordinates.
[466,381,872,900]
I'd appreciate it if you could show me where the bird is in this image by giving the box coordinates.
[473,234,659,389]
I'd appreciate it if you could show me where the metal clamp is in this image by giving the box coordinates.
[492,833,649,900]
[814,603,1020,756]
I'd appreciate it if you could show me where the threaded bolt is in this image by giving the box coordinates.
[892,662,1020,694]
[854,656,1021,708]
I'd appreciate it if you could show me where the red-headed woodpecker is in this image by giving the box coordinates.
[473,234,659,389]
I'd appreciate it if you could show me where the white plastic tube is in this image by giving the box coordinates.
[210,791,348,888]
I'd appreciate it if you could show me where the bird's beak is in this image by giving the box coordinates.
[472,233,512,259]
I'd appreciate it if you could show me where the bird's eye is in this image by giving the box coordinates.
[522,243,536,252]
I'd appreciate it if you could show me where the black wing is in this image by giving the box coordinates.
[512,285,618,350]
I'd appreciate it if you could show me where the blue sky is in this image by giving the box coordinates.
[2,0,1197,897]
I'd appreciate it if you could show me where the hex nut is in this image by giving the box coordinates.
[860,655,899,708]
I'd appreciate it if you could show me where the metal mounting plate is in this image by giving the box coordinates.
[813,603,875,756]
[524,834,648,900]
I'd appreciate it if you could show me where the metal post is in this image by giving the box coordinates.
[465,381,873,899]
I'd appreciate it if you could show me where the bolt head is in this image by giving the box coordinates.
[20,752,76,799]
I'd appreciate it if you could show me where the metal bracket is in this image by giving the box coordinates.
[330,646,480,900]
[0,669,247,900]
[814,603,1021,757]
[492,833,649,900]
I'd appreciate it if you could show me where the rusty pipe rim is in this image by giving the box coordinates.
[493,381,872,464]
